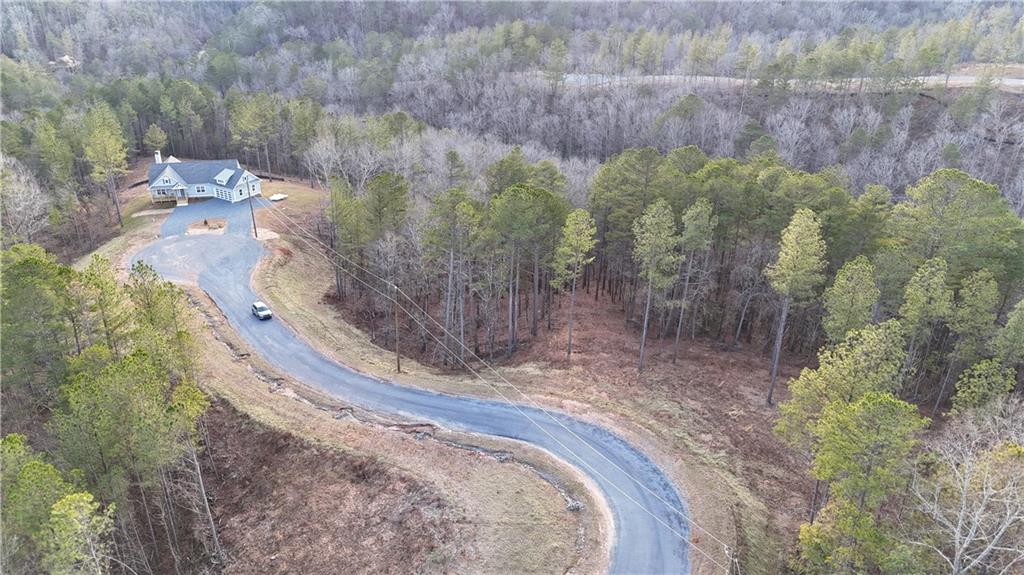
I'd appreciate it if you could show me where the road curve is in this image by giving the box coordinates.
[133,200,693,574]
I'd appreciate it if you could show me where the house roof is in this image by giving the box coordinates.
[147,159,256,189]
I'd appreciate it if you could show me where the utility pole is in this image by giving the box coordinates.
[392,283,401,373]
[246,179,259,238]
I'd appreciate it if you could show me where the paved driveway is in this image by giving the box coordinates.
[133,200,693,574]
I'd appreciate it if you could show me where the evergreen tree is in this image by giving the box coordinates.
[31,118,74,187]
[142,123,167,154]
[81,255,132,358]
[990,298,1024,368]
[799,392,928,573]
[949,269,999,365]
[1,244,74,404]
[892,169,1024,286]
[672,198,716,364]
[899,258,953,385]
[426,187,482,364]
[1,434,72,570]
[326,176,369,299]
[444,150,470,189]
[364,172,409,240]
[766,208,826,404]
[41,493,114,575]
[776,320,906,454]
[822,256,879,344]
[490,183,567,351]
[552,208,597,360]
[633,199,680,373]
[950,359,1016,413]
[484,147,533,198]
[83,102,128,227]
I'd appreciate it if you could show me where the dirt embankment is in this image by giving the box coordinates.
[188,283,604,575]
[204,399,458,574]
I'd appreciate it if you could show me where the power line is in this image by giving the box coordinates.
[260,207,730,573]
[261,201,736,554]
[258,202,734,572]
[264,201,735,548]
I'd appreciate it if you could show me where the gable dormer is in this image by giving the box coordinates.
[214,168,235,186]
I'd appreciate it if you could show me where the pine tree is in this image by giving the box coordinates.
[32,118,75,187]
[990,299,1024,368]
[41,493,115,575]
[81,255,132,358]
[443,150,470,189]
[485,147,533,198]
[672,198,716,364]
[326,177,368,299]
[426,188,482,364]
[552,209,597,360]
[490,184,567,353]
[899,258,953,387]
[949,269,999,365]
[83,102,128,227]
[950,359,1016,413]
[799,392,927,573]
[1,434,73,570]
[823,256,879,344]
[766,208,826,404]
[633,199,680,374]
[143,123,167,154]
[776,320,906,454]
[364,172,409,241]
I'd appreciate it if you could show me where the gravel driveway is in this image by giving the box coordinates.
[133,200,693,574]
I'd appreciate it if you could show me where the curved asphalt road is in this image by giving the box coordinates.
[133,201,692,574]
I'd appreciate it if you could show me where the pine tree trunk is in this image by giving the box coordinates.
[672,255,695,364]
[445,247,456,365]
[189,443,224,564]
[531,253,540,337]
[809,478,821,524]
[637,279,654,374]
[507,251,516,357]
[567,270,578,359]
[108,177,124,227]
[734,292,753,346]
[767,296,790,405]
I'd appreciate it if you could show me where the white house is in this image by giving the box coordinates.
[148,151,262,205]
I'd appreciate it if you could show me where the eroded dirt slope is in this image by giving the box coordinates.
[204,399,460,574]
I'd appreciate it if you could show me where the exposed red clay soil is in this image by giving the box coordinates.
[203,399,461,575]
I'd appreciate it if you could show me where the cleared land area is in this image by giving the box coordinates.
[252,181,791,573]
[76,185,601,575]
[190,284,605,575]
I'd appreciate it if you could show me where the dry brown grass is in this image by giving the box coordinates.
[248,177,806,573]
[204,399,461,575]
[75,182,602,575]
[190,287,605,574]
[251,236,775,574]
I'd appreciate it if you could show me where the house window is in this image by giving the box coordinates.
[238,189,243,196]
[163,178,170,184]
[196,186,206,194]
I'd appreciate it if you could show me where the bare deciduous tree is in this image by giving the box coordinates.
[906,396,1024,575]
[0,156,51,244]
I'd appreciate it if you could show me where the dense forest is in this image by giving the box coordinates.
[2,2,1023,574]
[3,250,220,574]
